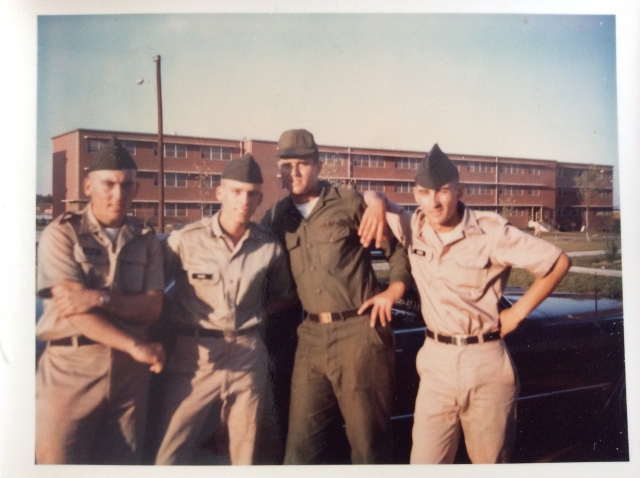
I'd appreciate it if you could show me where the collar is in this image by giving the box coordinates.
[209,211,253,243]
[78,205,146,238]
[283,181,332,217]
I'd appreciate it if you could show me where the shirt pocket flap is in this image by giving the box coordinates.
[316,225,351,243]
[285,233,300,251]
[73,243,108,264]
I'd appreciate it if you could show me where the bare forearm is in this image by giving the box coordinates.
[65,312,138,354]
[509,253,571,321]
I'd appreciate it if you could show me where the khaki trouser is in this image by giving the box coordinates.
[35,343,151,464]
[284,316,395,464]
[155,332,268,465]
[410,338,519,464]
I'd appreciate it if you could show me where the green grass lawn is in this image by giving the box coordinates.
[569,254,622,270]
[538,232,621,253]
[507,268,623,300]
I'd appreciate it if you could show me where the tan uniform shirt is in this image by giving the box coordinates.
[387,202,563,336]
[164,212,295,331]
[36,206,165,341]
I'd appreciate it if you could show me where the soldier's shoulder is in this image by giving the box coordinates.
[172,218,210,236]
[472,209,510,232]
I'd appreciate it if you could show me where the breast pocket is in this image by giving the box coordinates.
[118,254,148,293]
[285,233,305,278]
[315,225,352,272]
[450,255,491,300]
[73,243,109,290]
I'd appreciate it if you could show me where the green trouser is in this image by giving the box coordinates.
[284,315,395,464]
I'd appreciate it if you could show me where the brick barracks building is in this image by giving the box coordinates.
[51,129,615,232]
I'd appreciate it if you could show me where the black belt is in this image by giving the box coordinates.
[49,335,97,347]
[173,324,257,338]
[426,328,501,346]
[308,308,366,324]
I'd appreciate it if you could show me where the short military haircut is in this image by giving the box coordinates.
[221,153,263,184]
[414,143,459,190]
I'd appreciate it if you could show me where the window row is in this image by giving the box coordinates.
[87,139,136,155]
[500,186,540,196]
[144,173,221,188]
[87,139,235,161]
[353,154,385,168]
[130,202,221,218]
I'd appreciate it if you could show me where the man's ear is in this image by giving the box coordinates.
[83,177,92,197]
[215,185,223,202]
[456,183,464,201]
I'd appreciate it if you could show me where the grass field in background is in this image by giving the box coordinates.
[507,268,623,300]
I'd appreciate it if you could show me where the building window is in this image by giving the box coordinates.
[529,167,541,175]
[355,180,385,192]
[164,173,188,187]
[353,155,385,168]
[201,146,232,160]
[574,169,584,177]
[394,182,412,193]
[468,162,493,173]
[404,205,418,213]
[154,143,187,158]
[512,208,525,217]
[202,203,221,217]
[395,157,420,170]
[529,188,540,196]
[501,186,524,196]
[499,164,525,174]
[319,152,347,167]
[164,203,187,217]
[466,184,493,195]
[87,138,109,153]
[201,174,221,188]
[557,168,565,177]
[599,190,613,198]
[122,140,136,156]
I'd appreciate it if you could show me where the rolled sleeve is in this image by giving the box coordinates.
[493,225,563,278]
[36,224,84,295]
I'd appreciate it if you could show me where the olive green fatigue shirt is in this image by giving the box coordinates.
[36,206,164,341]
[261,182,411,314]
[164,212,295,331]
[385,201,563,336]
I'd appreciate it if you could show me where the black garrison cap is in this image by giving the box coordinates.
[86,136,137,172]
[222,153,263,184]
[275,129,319,161]
[414,143,459,190]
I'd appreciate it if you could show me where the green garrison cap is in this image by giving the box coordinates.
[86,136,137,172]
[276,129,319,161]
[222,153,263,184]
[414,143,459,190]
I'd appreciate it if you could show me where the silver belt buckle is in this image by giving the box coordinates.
[454,335,467,346]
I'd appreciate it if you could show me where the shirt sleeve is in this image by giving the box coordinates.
[36,222,84,296]
[384,203,413,249]
[492,224,564,278]
[142,233,165,292]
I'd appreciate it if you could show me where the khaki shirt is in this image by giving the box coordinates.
[387,202,563,336]
[261,182,411,314]
[165,212,295,331]
[36,206,165,341]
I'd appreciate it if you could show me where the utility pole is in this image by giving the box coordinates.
[153,55,165,232]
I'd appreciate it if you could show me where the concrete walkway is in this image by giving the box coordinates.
[568,266,622,277]
[566,250,605,257]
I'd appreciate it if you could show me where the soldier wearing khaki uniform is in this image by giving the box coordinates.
[364,144,571,463]
[155,154,296,465]
[36,137,166,464]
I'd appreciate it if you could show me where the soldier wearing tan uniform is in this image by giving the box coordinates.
[155,154,296,465]
[363,144,571,463]
[36,137,166,464]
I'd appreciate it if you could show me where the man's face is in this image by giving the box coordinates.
[84,169,138,227]
[413,182,463,232]
[216,178,263,226]
[277,158,322,197]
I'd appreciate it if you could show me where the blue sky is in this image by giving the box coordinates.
[38,14,618,203]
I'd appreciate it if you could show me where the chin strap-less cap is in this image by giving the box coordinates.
[414,143,459,190]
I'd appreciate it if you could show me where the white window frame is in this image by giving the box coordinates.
[155,143,187,158]
[319,152,347,167]
[201,174,221,189]
[164,173,188,188]
[353,155,385,168]
[529,188,540,196]
[201,146,232,161]
[355,180,385,193]
[529,167,541,175]
[164,203,187,217]
[395,157,420,170]
[87,138,109,153]
[394,182,412,193]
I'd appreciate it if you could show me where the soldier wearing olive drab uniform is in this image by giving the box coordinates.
[363,144,571,463]
[155,154,296,465]
[35,137,166,464]
[262,129,412,464]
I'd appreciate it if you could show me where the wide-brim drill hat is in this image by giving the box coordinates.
[222,153,263,184]
[275,129,318,159]
[414,143,459,190]
[86,136,138,172]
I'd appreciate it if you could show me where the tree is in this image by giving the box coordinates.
[574,165,601,242]
[319,157,355,189]
[499,196,516,220]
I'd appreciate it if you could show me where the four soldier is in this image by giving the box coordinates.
[36,135,571,465]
